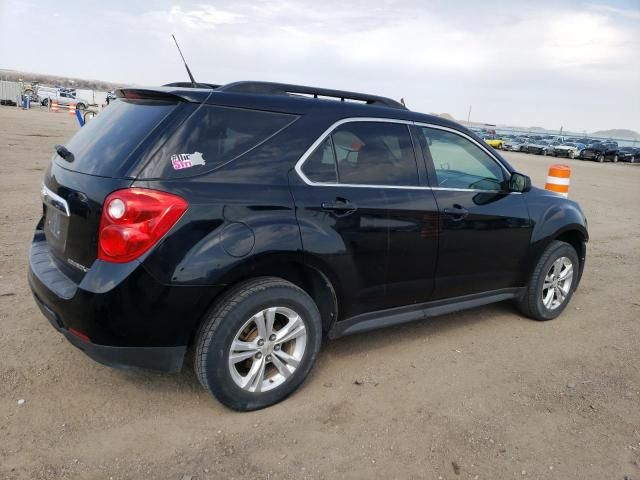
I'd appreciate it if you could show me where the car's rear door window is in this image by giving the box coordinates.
[301,136,338,183]
[301,121,419,186]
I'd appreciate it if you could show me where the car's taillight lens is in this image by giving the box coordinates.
[98,188,188,263]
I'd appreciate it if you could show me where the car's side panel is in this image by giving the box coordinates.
[289,173,394,320]
[133,180,302,286]
[430,189,533,297]
[382,187,439,308]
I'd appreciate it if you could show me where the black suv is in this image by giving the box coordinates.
[29,81,588,410]
[580,141,620,162]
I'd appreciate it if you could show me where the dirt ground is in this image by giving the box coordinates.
[1,105,639,480]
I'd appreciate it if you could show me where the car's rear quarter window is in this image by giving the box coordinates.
[137,105,297,179]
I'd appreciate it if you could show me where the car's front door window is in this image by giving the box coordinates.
[420,127,506,191]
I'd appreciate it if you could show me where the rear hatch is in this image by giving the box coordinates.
[41,91,197,273]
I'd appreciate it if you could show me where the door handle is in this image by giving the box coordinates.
[443,206,469,221]
[321,198,358,216]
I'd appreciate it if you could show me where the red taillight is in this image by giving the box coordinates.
[98,188,188,263]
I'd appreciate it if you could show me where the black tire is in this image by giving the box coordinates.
[517,241,579,321]
[76,103,86,111]
[612,154,618,163]
[598,154,605,163]
[41,98,49,106]
[195,277,322,411]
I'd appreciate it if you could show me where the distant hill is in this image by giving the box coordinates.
[590,129,640,140]
[0,68,123,91]
[431,112,457,121]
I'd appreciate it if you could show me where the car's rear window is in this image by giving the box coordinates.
[58,99,179,177]
[137,104,297,179]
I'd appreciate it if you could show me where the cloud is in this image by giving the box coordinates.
[1,0,638,132]
[588,4,640,20]
[164,5,245,30]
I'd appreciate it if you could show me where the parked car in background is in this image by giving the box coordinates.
[484,135,504,149]
[524,140,552,155]
[543,141,561,156]
[502,137,528,151]
[616,146,640,163]
[580,142,620,162]
[552,143,585,159]
[38,86,90,110]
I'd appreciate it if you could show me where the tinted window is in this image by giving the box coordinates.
[140,105,296,179]
[420,127,505,191]
[59,98,178,176]
[301,136,338,183]
[301,121,419,186]
[331,122,418,186]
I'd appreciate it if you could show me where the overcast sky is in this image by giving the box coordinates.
[1,0,639,132]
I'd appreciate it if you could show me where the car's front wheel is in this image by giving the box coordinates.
[517,241,579,321]
[195,277,322,411]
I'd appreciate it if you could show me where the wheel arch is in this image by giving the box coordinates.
[189,257,340,345]
[525,225,587,291]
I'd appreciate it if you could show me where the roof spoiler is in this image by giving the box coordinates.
[115,88,190,101]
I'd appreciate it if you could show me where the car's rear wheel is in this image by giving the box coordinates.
[195,277,322,411]
[517,241,579,321]
[598,153,605,163]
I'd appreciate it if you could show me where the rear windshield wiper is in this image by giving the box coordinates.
[54,144,74,162]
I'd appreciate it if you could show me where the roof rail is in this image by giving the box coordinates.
[163,82,220,89]
[217,81,407,110]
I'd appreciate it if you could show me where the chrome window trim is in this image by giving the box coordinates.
[41,184,70,216]
[294,116,513,193]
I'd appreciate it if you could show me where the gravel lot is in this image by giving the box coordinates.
[1,105,639,480]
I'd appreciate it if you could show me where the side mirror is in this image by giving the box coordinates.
[509,172,531,193]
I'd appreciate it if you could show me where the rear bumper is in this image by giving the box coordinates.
[28,228,220,372]
[32,290,185,372]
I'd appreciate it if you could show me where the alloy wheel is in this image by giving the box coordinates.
[228,306,307,393]
[542,257,574,310]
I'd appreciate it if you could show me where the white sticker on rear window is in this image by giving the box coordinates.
[171,152,206,170]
